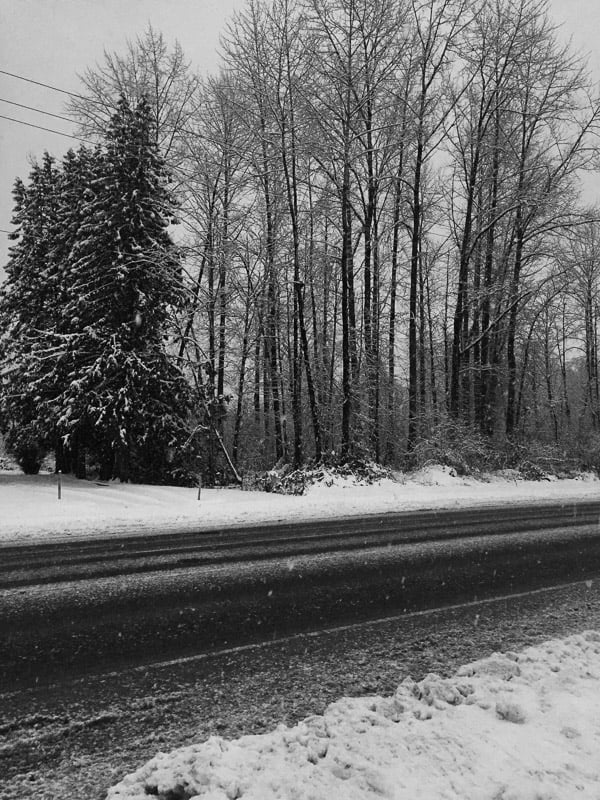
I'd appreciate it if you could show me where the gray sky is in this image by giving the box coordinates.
[0,0,599,267]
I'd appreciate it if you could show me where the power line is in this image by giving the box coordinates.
[0,66,207,147]
[0,113,95,144]
[0,68,88,101]
[0,68,107,112]
[0,67,213,145]
[0,97,75,124]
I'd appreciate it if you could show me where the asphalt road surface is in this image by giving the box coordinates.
[2,500,600,686]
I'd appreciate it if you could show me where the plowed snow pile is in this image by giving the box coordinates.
[107,631,600,800]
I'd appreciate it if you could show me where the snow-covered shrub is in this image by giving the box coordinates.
[506,440,580,480]
[0,434,17,470]
[578,433,600,475]
[242,465,307,495]
[409,420,498,476]
[409,420,584,480]
[4,424,47,475]
[243,458,393,495]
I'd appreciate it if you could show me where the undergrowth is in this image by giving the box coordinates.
[243,422,595,495]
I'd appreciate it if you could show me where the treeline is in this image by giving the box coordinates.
[3,0,600,482]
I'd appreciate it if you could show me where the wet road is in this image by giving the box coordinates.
[1,500,600,686]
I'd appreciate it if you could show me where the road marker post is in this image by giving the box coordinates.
[57,469,62,500]
[197,475,202,501]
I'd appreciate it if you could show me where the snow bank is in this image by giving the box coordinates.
[107,631,600,800]
[0,468,598,543]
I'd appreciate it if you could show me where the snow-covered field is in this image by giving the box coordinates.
[0,465,599,543]
[107,631,600,800]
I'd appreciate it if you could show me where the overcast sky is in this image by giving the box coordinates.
[1,0,599,267]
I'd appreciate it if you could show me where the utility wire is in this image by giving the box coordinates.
[0,113,95,144]
[0,68,90,101]
[0,229,13,234]
[0,96,75,124]
[0,67,208,148]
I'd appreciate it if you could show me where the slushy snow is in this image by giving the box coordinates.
[106,631,600,800]
[0,466,598,543]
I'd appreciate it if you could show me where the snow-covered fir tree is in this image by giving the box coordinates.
[0,97,194,482]
[0,153,63,473]
[58,96,192,482]
[46,145,101,476]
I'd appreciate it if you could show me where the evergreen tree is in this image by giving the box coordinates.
[0,97,194,482]
[0,154,63,473]
[46,145,101,475]
[57,96,192,482]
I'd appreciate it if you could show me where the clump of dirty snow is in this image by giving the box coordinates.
[106,631,600,800]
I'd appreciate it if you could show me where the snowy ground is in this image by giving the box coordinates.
[107,630,600,800]
[0,465,599,543]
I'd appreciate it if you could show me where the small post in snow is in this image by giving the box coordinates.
[197,474,202,501]
[57,469,62,500]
